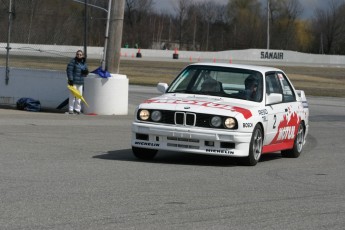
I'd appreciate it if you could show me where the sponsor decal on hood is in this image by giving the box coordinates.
[144,98,253,119]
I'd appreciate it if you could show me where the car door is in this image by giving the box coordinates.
[264,72,286,146]
[276,72,301,144]
[263,72,300,152]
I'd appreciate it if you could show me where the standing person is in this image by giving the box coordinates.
[66,50,89,114]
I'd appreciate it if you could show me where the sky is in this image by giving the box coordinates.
[153,0,329,19]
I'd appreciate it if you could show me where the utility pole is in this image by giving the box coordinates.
[267,0,270,50]
[106,0,125,74]
[5,0,13,85]
[101,0,112,70]
[320,33,324,54]
[84,0,88,58]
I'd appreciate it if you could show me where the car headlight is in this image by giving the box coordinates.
[151,110,162,122]
[210,116,222,127]
[139,109,150,120]
[224,118,236,129]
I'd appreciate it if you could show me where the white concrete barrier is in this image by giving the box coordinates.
[1,43,345,66]
[0,68,68,109]
[83,74,129,115]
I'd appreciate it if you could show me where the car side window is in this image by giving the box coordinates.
[266,73,281,94]
[277,73,296,102]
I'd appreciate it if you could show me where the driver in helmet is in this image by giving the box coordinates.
[244,75,260,101]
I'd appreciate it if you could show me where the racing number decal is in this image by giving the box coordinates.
[273,115,277,129]
[263,112,300,153]
[271,113,299,143]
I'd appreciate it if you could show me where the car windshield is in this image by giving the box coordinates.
[167,65,264,102]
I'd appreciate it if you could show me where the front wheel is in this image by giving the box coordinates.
[132,147,158,160]
[241,124,263,166]
[281,123,304,158]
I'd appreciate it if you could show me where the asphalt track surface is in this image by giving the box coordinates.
[0,85,344,229]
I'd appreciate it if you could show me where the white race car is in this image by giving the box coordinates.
[131,63,309,166]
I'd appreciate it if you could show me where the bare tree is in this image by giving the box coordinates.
[125,0,153,27]
[227,0,264,49]
[2,0,344,54]
[269,0,303,50]
[210,4,229,51]
[173,0,192,49]
[311,0,345,54]
[27,0,39,43]
[199,2,218,51]
[124,0,154,47]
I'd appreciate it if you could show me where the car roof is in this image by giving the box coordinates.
[189,62,283,73]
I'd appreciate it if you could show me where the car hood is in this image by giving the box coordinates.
[138,93,258,120]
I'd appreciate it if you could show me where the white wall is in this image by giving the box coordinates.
[1,43,345,110]
[0,68,68,109]
[1,43,345,66]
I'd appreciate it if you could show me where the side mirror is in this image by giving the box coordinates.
[157,83,168,93]
[266,93,283,105]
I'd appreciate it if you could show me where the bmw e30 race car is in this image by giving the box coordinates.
[131,63,309,166]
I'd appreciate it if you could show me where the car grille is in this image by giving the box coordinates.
[175,112,196,126]
[138,110,213,128]
[159,110,210,128]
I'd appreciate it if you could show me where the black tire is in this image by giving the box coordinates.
[132,147,158,160]
[281,123,304,158]
[241,124,263,166]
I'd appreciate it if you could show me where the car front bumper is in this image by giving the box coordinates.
[131,122,252,157]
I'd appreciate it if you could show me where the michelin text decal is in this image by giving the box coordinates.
[135,141,160,147]
[206,149,234,155]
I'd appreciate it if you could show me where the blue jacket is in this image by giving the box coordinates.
[66,58,88,85]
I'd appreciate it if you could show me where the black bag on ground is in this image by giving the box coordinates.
[16,98,41,112]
